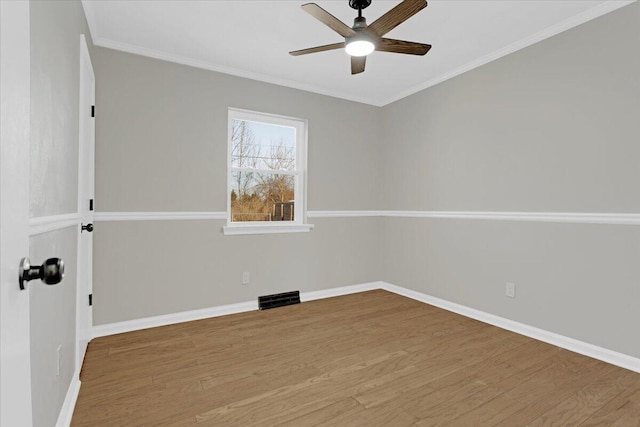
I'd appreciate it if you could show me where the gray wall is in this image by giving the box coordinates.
[93,48,384,212]
[92,2,640,363]
[29,229,78,427]
[29,1,92,426]
[380,3,640,357]
[93,218,381,323]
[380,4,640,213]
[30,0,87,217]
[92,48,384,324]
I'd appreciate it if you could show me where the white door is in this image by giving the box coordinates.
[77,34,95,369]
[0,2,33,425]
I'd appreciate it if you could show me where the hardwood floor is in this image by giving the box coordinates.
[72,290,640,426]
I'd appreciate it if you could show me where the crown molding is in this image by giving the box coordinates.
[92,38,385,107]
[81,1,634,107]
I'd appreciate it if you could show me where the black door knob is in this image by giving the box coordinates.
[81,223,93,233]
[19,257,65,290]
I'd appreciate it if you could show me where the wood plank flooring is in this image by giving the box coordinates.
[72,290,640,426]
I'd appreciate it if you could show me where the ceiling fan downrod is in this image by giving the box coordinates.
[349,0,370,28]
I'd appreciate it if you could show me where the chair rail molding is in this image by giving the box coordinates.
[94,210,640,225]
[312,210,640,225]
[29,212,82,236]
[94,211,227,221]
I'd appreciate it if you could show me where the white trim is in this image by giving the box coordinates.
[92,300,258,338]
[92,210,640,225]
[222,223,314,236]
[301,282,379,302]
[227,108,309,229]
[308,210,382,218]
[91,38,381,106]
[312,210,640,225]
[29,213,82,236]
[379,282,640,374]
[94,211,227,221]
[80,1,633,107]
[77,33,95,216]
[76,32,96,377]
[55,372,81,427]
[80,1,99,47]
[88,281,640,373]
[377,210,640,225]
[91,282,378,338]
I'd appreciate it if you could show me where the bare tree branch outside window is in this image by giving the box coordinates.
[230,120,296,222]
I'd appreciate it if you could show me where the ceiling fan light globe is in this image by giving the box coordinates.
[345,40,374,57]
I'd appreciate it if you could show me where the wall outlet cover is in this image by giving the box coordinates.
[506,282,516,298]
[56,344,62,377]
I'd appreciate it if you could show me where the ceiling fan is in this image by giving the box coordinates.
[289,0,431,75]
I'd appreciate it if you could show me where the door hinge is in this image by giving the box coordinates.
[91,105,95,118]
[89,294,93,306]
[89,198,94,211]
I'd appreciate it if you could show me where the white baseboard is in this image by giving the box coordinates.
[92,283,381,338]
[55,371,81,427]
[77,338,89,371]
[380,282,640,374]
[301,282,380,302]
[92,300,258,338]
[89,281,640,374]
[63,280,640,427]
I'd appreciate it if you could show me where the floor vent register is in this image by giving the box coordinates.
[258,291,301,310]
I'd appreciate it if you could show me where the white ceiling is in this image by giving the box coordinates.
[82,0,631,106]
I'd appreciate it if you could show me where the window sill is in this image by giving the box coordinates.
[222,223,314,236]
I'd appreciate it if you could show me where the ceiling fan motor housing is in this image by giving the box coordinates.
[352,16,367,30]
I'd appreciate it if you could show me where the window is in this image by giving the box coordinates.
[223,108,313,235]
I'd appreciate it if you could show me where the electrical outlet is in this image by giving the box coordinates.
[505,282,516,299]
[242,271,250,285]
[56,345,62,377]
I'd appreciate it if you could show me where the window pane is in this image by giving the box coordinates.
[231,119,296,172]
[230,171,295,222]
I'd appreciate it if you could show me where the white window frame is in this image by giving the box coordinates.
[223,108,313,235]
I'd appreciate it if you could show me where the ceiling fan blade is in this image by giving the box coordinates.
[367,0,427,37]
[376,38,431,55]
[289,42,346,56]
[301,3,355,38]
[351,56,366,75]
